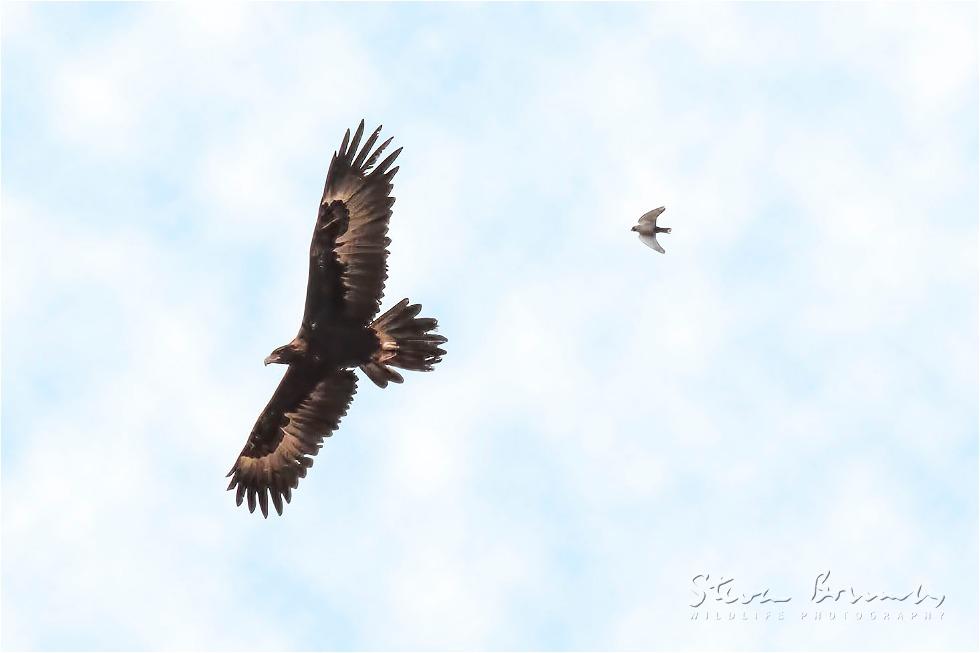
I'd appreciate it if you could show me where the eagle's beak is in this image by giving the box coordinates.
[630,225,638,232]
[264,354,276,366]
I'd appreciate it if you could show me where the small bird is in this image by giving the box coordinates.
[631,206,671,253]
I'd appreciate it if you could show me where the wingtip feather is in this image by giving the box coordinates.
[259,488,269,518]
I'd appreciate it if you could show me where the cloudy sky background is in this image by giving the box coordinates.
[2,2,977,651]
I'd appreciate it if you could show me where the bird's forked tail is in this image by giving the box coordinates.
[361,298,447,388]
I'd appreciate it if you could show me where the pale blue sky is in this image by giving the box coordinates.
[2,2,977,651]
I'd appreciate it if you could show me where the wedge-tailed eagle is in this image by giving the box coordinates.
[226,121,447,517]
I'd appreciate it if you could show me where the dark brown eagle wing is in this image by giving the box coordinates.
[303,120,402,326]
[226,367,357,517]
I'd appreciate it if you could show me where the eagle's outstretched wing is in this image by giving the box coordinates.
[226,368,357,517]
[304,120,402,327]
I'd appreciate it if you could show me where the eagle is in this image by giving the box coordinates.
[226,121,447,517]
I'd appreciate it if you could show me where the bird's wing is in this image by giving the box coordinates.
[304,120,402,326]
[227,367,357,517]
[639,206,666,225]
[639,233,666,254]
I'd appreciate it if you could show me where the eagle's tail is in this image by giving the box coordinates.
[361,298,447,388]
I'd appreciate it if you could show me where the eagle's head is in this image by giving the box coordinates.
[264,339,307,366]
[630,225,639,232]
